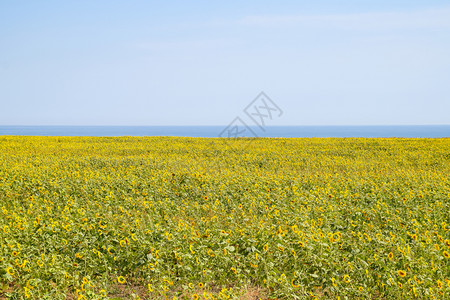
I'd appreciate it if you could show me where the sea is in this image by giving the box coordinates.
[0,125,449,138]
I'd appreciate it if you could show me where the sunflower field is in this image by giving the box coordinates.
[0,136,449,299]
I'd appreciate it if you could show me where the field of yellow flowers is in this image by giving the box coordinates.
[0,136,449,299]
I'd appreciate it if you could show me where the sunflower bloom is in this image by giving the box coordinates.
[117,276,126,284]
[343,275,351,283]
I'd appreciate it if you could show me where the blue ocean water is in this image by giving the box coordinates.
[0,125,449,138]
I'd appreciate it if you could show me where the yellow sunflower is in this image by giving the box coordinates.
[117,276,126,284]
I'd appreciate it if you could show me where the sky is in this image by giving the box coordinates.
[1,0,449,126]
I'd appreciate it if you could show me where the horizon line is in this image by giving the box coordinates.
[1,124,450,127]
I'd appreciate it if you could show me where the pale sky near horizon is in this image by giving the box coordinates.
[1,1,449,126]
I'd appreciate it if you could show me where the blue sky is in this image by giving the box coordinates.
[1,1,449,125]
